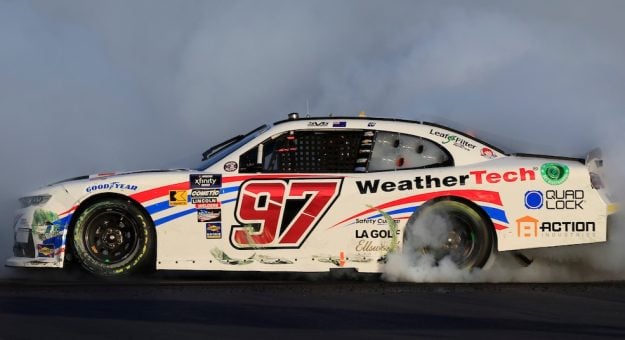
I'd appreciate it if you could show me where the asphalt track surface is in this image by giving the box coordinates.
[1,271,625,339]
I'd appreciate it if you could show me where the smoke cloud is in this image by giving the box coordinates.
[1,1,623,280]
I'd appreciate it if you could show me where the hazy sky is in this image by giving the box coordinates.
[1,1,624,268]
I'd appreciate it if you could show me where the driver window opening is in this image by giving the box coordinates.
[368,131,451,171]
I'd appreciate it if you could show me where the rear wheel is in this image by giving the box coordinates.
[72,199,155,277]
[404,199,493,268]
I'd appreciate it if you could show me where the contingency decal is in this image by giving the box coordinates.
[191,174,222,227]
[169,190,188,206]
[24,208,73,259]
[37,244,55,258]
[230,178,343,249]
[206,223,222,239]
[224,161,238,172]
[198,209,221,222]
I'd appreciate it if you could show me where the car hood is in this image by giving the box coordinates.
[48,169,191,186]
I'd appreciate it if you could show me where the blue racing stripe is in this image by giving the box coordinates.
[154,208,196,227]
[221,186,239,194]
[55,214,72,228]
[146,201,171,215]
[221,198,237,205]
[481,206,509,223]
[147,188,239,215]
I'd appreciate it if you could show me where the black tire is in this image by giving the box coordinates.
[72,198,155,277]
[404,198,493,268]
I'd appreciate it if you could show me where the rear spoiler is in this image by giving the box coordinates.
[512,153,584,163]
[586,148,619,214]
[586,148,603,170]
[586,148,604,189]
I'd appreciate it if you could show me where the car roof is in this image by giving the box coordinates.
[272,114,507,155]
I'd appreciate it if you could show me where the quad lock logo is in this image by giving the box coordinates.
[525,190,584,210]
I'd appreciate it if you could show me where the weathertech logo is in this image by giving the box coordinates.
[516,215,539,238]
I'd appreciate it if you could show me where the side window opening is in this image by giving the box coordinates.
[368,131,452,171]
[239,130,373,173]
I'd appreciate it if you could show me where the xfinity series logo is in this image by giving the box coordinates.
[190,174,221,188]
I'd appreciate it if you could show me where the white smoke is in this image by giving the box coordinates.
[383,190,625,283]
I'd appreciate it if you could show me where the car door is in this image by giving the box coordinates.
[225,126,454,271]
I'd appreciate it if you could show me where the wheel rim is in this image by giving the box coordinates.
[406,201,486,268]
[82,208,141,264]
[442,212,477,266]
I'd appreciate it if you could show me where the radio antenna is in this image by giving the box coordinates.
[306,99,310,117]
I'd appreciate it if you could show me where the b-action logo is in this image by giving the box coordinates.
[356,168,535,194]
[516,215,595,238]
[541,221,595,233]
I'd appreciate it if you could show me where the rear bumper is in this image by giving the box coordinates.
[608,203,620,215]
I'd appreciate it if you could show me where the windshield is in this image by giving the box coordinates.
[192,124,269,170]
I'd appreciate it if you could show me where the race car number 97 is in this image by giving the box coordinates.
[231,179,342,249]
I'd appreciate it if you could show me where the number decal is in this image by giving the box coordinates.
[231,178,342,249]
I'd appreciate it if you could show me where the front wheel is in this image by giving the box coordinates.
[72,199,155,277]
[403,199,493,269]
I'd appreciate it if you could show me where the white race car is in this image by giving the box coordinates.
[6,113,619,277]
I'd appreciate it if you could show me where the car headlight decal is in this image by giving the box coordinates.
[18,195,52,208]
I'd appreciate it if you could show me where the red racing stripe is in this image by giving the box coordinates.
[58,206,77,217]
[130,181,189,203]
[493,223,508,230]
[331,190,503,228]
